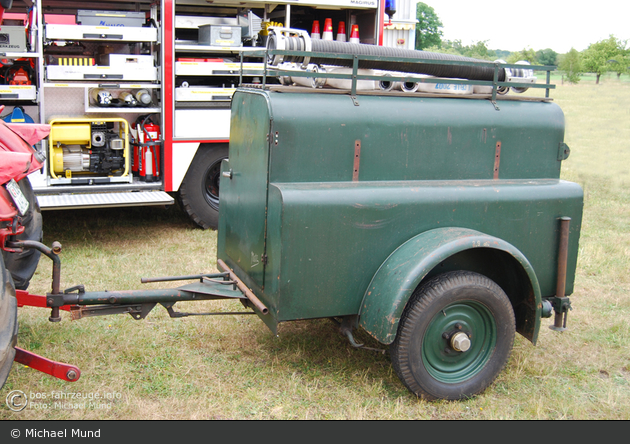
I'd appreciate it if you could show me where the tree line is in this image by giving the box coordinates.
[415,2,628,84]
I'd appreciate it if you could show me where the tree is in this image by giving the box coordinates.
[433,39,496,61]
[536,48,558,66]
[606,38,629,79]
[462,40,494,60]
[494,49,512,60]
[581,35,625,84]
[507,48,537,64]
[415,2,443,50]
[606,57,628,79]
[558,48,582,84]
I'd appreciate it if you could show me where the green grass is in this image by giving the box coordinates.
[2,77,630,419]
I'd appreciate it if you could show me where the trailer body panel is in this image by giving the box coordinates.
[217,88,583,339]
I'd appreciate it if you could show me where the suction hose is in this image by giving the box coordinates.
[267,29,507,82]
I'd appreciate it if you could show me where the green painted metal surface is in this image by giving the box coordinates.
[264,180,581,322]
[218,90,271,289]
[358,227,541,344]
[266,93,566,182]
[218,87,583,344]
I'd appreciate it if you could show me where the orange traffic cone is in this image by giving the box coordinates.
[311,20,321,39]
[322,18,333,41]
[349,24,360,44]
[336,21,346,42]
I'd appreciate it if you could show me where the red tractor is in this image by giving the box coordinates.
[0,104,62,386]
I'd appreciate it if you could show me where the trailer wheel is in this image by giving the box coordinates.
[390,271,515,400]
[0,255,18,389]
[1,177,42,290]
[179,145,228,230]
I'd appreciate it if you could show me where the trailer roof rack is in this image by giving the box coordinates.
[237,47,556,109]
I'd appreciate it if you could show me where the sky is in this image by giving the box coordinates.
[426,0,630,54]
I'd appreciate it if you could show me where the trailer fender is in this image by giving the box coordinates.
[358,227,542,345]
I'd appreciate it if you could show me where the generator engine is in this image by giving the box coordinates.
[51,121,127,177]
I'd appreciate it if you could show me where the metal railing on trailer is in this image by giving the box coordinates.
[236,31,556,110]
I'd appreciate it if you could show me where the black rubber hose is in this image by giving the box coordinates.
[277,38,505,82]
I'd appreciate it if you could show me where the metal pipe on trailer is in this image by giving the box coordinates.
[217,259,269,315]
[266,29,510,82]
[263,28,549,100]
[550,217,572,331]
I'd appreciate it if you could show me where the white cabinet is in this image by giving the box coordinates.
[45,24,158,42]
[46,64,158,82]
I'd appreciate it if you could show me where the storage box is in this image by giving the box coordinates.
[45,24,157,42]
[198,25,241,47]
[0,26,27,51]
[46,65,158,81]
[0,85,37,100]
[47,56,96,66]
[77,10,145,27]
[109,54,153,67]
[44,14,77,25]
[176,86,235,102]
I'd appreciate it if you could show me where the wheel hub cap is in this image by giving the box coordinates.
[450,332,471,352]
[422,301,497,383]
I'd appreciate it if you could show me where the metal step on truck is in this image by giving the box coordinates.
[1,27,583,401]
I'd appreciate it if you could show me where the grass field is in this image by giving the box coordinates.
[2,74,629,420]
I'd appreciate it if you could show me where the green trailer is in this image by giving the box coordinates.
[217,88,582,399]
[1,29,583,401]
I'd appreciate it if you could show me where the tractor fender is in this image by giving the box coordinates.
[358,227,541,345]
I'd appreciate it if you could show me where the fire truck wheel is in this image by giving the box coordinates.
[0,256,18,389]
[1,178,42,290]
[179,145,228,230]
[390,271,515,401]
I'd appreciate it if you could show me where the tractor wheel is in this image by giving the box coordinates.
[2,177,42,290]
[390,271,515,401]
[179,144,228,230]
[0,255,18,389]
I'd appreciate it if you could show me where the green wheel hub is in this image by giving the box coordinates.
[422,301,497,384]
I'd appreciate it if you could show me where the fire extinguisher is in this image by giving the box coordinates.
[132,115,161,182]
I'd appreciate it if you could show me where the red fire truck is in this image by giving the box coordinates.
[0,0,416,229]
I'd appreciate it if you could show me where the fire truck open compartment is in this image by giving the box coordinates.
[0,0,401,227]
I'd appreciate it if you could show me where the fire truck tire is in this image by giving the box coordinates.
[179,145,228,230]
[0,256,18,389]
[390,271,515,401]
[1,178,42,290]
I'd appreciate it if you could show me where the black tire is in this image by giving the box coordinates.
[2,177,42,290]
[0,255,18,389]
[178,145,228,230]
[390,271,515,401]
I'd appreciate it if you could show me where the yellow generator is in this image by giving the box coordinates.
[48,117,132,185]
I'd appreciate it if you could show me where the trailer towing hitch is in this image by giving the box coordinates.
[11,239,269,323]
[38,271,265,321]
[10,240,270,383]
